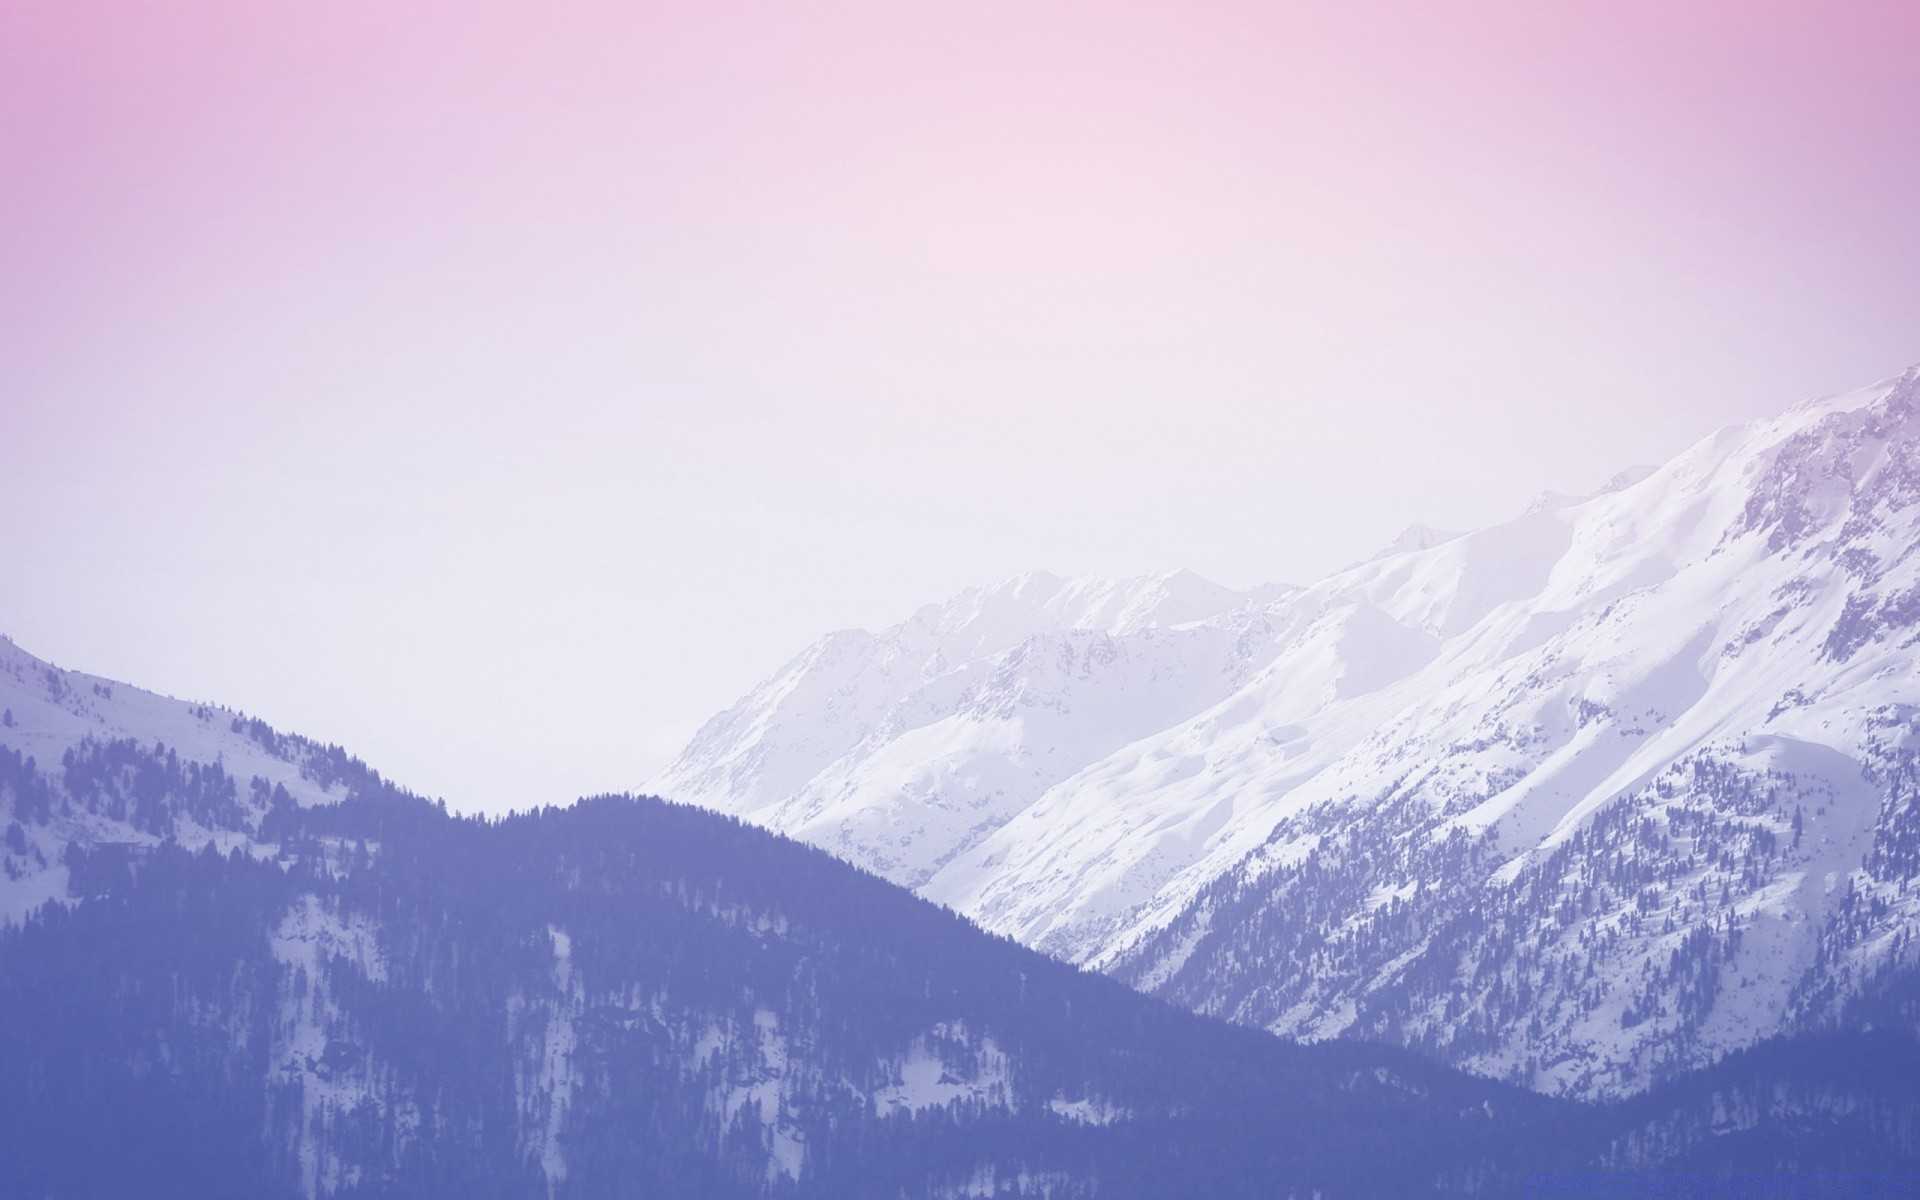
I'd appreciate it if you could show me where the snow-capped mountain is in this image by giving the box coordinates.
[654,366,1920,1097]
[0,635,367,923]
[650,569,1294,889]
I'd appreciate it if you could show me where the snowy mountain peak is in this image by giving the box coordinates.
[1601,464,1658,495]
[1370,524,1464,561]
[655,365,1920,1098]
[957,568,1269,638]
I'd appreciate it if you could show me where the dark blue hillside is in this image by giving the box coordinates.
[0,738,1915,1197]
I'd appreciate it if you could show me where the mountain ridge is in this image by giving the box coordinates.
[654,365,1920,1097]
[5,687,1916,1194]
[0,658,1584,1197]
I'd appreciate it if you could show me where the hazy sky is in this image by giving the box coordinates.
[4,1,1918,813]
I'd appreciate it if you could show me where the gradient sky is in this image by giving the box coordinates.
[4,1,1918,813]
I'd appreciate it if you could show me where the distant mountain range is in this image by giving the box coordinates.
[654,366,1920,1098]
[5,365,1920,1191]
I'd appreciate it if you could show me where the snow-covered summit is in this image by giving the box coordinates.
[1369,524,1464,561]
[656,364,1920,1097]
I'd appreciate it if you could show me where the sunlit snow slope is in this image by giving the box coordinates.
[655,366,1920,1097]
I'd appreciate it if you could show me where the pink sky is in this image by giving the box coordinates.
[4,1,1918,811]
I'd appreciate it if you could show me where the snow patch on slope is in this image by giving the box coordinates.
[873,1023,1016,1117]
[269,894,404,1199]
